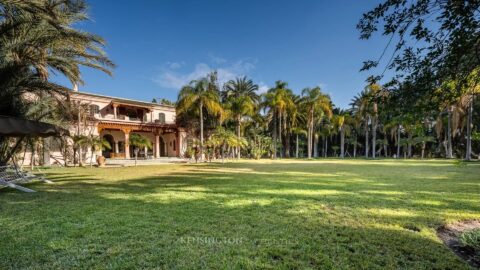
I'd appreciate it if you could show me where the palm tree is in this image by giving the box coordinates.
[177,73,223,161]
[208,127,237,163]
[351,90,371,158]
[301,87,332,158]
[77,135,111,168]
[129,134,152,166]
[292,127,307,158]
[0,0,114,165]
[366,83,382,159]
[262,81,294,158]
[72,135,87,167]
[332,112,352,158]
[223,77,259,159]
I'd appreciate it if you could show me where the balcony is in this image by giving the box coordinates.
[94,113,171,125]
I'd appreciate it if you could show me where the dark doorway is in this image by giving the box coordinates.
[102,134,114,158]
[160,137,166,157]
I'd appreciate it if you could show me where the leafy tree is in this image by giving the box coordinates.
[263,81,294,158]
[77,135,111,168]
[177,72,223,161]
[301,87,332,158]
[0,0,114,165]
[223,77,259,159]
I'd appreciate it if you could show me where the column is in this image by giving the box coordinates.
[114,141,119,154]
[155,134,160,158]
[123,129,130,159]
[113,104,118,119]
[177,129,184,157]
[176,131,180,157]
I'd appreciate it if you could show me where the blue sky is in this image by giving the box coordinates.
[56,0,390,109]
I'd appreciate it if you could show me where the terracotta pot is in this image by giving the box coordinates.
[96,156,106,167]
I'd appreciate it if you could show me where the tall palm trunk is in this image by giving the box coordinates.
[421,142,426,159]
[340,127,345,158]
[285,131,291,158]
[77,108,83,166]
[278,111,282,158]
[465,97,473,160]
[90,147,94,168]
[364,118,369,158]
[30,141,35,171]
[372,116,377,159]
[295,134,299,158]
[221,144,225,163]
[273,111,277,159]
[353,135,357,158]
[408,132,413,158]
[236,116,241,159]
[446,107,453,159]
[324,137,328,158]
[307,111,313,159]
[199,101,204,161]
[314,135,319,158]
[396,125,401,158]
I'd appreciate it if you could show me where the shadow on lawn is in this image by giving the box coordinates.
[0,162,477,268]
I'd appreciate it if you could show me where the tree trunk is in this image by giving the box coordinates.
[285,131,291,158]
[340,128,345,158]
[296,134,299,158]
[30,141,35,171]
[90,147,94,168]
[77,108,83,167]
[324,137,328,158]
[273,110,277,159]
[383,135,388,158]
[447,107,453,159]
[365,118,369,158]
[396,126,401,158]
[408,132,413,158]
[236,116,241,159]
[307,111,313,158]
[421,142,426,159]
[465,97,473,160]
[199,101,204,161]
[314,135,318,158]
[372,117,377,159]
[278,111,282,158]
[221,144,225,163]
[353,135,357,158]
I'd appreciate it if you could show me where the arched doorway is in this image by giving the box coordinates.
[102,134,114,158]
[160,137,166,157]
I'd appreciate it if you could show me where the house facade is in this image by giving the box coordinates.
[22,90,187,166]
[71,91,186,160]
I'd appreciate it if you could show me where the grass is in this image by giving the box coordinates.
[0,159,479,269]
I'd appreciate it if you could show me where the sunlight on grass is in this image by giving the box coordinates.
[0,159,479,269]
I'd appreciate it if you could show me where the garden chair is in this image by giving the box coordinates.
[0,165,52,193]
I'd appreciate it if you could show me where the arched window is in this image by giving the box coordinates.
[158,113,166,124]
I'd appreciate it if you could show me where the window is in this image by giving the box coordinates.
[89,105,100,116]
[173,140,176,151]
[158,113,166,124]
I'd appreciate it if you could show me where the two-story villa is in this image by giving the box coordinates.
[69,90,187,161]
[23,89,188,166]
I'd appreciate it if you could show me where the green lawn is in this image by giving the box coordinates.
[1,160,479,269]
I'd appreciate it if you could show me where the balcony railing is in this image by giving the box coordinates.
[94,113,171,124]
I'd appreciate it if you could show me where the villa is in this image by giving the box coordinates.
[23,89,188,166]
